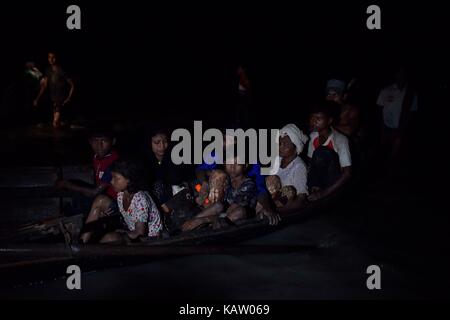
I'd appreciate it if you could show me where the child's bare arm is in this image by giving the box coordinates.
[33,77,47,106]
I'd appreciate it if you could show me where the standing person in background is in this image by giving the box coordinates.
[33,51,75,129]
[376,67,418,169]
[236,65,252,127]
[324,78,361,138]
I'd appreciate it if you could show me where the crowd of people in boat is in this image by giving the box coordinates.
[52,66,418,244]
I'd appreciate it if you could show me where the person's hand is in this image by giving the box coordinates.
[33,99,39,107]
[308,190,325,202]
[63,98,70,106]
[258,208,281,226]
[99,207,115,218]
[209,187,222,204]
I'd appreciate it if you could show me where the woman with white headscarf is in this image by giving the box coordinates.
[266,124,309,214]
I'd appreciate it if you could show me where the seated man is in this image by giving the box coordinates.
[55,126,120,243]
[307,102,352,202]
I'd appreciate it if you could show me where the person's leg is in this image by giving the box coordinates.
[100,232,124,244]
[226,205,246,222]
[52,101,62,128]
[80,194,113,243]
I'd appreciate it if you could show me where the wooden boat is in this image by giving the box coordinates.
[0,165,340,287]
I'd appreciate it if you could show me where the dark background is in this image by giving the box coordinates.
[1,1,448,130]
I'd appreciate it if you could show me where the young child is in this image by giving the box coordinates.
[181,155,257,232]
[33,51,75,128]
[100,160,162,243]
[195,127,280,225]
[57,127,119,209]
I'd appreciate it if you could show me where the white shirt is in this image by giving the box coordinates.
[376,84,418,129]
[275,156,308,195]
[307,128,352,168]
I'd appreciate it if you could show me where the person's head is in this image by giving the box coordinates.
[325,79,347,104]
[279,124,308,158]
[111,160,146,193]
[88,127,115,158]
[310,101,335,133]
[147,126,169,161]
[47,51,57,66]
[225,154,248,179]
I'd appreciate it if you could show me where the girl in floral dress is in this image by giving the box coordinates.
[100,160,162,243]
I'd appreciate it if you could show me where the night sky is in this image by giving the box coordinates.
[0,1,448,129]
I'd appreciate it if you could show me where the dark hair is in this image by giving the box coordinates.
[111,159,148,193]
[310,101,340,120]
[88,124,115,140]
[146,124,169,141]
[224,142,252,176]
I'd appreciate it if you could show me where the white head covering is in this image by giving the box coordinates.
[280,124,309,155]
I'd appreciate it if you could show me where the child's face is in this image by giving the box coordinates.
[311,112,332,132]
[89,136,114,158]
[48,53,56,66]
[225,159,246,178]
[111,172,129,192]
[279,135,296,158]
[151,134,169,159]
